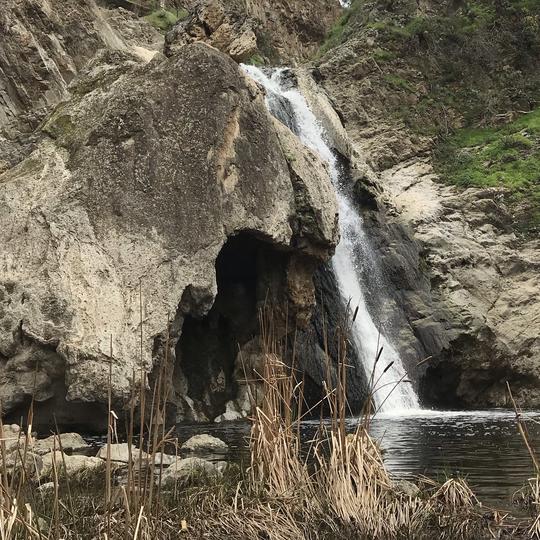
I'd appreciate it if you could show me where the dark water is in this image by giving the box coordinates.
[176,409,540,510]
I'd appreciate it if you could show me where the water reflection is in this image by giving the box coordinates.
[176,409,540,509]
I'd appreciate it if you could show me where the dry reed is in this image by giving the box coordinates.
[0,307,526,539]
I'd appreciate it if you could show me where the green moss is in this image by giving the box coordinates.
[435,108,540,233]
[43,112,76,143]
[317,13,351,56]
[372,47,395,62]
[384,74,415,93]
[246,54,265,66]
[317,0,365,56]
[144,8,183,32]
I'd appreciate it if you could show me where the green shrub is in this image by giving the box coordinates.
[384,74,415,92]
[144,8,183,32]
[435,108,540,233]
[247,54,265,66]
[372,47,395,62]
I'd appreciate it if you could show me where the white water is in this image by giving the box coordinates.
[242,65,419,412]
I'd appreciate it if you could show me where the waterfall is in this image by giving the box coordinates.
[242,65,420,412]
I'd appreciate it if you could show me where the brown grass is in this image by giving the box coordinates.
[0,309,533,539]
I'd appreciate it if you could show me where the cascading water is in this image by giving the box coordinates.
[242,65,419,412]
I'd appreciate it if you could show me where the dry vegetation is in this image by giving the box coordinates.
[0,308,538,539]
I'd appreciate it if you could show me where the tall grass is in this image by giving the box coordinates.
[0,306,528,538]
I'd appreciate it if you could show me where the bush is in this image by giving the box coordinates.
[144,8,184,32]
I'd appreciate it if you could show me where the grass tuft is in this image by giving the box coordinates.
[144,8,185,32]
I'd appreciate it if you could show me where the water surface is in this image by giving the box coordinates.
[177,409,540,509]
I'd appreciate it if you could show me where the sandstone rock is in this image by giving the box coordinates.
[41,452,103,479]
[0,451,43,478]
[0,42,337,429]
[161,457,221,485]
[96,443,176,466]
[31,433,90,456]
[0,424,22,453]
[38,481,55,493]
[378,159,540,407]
[96,443,142,463]
[0,0,162,155]
[182,434,228,453]
[154,452,177,466]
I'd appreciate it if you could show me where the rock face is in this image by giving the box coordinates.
[380,161,540,407]
[0,19,338,429]
[0,0,162,173]
[316,4,540,408]
[165,0,342,64]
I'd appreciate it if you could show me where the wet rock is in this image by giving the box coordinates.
[392,479,420,498]
[214,400,249,422]
[182,435,228,453]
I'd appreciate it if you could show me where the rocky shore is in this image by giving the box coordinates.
[1,424,230,485]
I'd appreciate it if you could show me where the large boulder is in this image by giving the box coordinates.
[40,451,103,479]
[31,433,90,456]
[165,0,342,63]
[182,434,228,453]
[0,42,338,429]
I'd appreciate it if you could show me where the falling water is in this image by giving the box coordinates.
[242,65,419,412]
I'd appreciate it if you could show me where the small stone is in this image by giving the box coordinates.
[182,434,228,453]
[31,433,90,456]
[153,452,176,466]
[38,481,55,493]
[40,452,103,479]
[161,457,221,485]
[392,479,420,497]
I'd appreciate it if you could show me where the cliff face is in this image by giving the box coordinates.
[316,0,540,407]
[165,0,342,64]
[0,1,338,430]
[1,0,539,427]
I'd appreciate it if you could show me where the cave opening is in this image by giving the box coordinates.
[176,233,287,421]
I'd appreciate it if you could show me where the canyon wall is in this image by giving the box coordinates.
[0,0,339,430]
